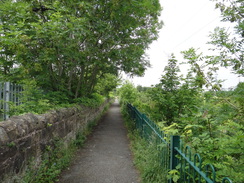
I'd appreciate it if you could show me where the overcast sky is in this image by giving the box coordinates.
[124,0,243,89]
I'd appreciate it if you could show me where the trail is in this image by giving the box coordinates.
[58,101,140,183]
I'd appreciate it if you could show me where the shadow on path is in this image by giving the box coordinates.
[58,101,140,183]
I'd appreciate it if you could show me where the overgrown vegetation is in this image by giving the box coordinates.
[8,89,106,117]
[0,0,162,99]
[20,106,109,183]
[118,73,243,183]
[0,0,243,182]
[0,0,162,182]
[0,0,162,119]
[117,1,243,181]
[21,139,76,183]
[121,105,167,183]
[118,49,243,183]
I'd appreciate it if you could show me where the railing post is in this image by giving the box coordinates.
[0,83,3,121]
[141,114,145,138]
[169,135,180,183]
[4,82,10,120]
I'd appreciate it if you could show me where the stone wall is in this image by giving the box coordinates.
[0,100,110,182]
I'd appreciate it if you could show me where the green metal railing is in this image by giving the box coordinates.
[127,103,233,183]
[128,103,170,172]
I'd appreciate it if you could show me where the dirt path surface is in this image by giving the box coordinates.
[58,101,140,183]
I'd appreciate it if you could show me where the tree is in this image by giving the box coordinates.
[117,81,138,104]
[160,54,181,92]
[208,0,244,76]
[181,48,222,90]
[0,0,162,99]
[95,73,121,97]
[148,54,182,125]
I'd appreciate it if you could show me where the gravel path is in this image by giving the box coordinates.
[58,101,140,183]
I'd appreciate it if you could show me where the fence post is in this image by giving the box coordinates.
[169,135,180,183]
[0,83,2,121]
[4,82,10,120]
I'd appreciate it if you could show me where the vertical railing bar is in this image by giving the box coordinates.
[194,153,202,183]
[10,83,13,117]
[18,84,21,105]
[3,82,6,120]
[170,136,180,183]
[4,82,10,120]
[205,164,216,183]
[185,146,191,183]
[14,83,17,105]
[179,140,183,182]
[126,103,232,183]
[183,146,186,182]
[193,154,196,182]
[0,83,2,121]
[10,82,13,104]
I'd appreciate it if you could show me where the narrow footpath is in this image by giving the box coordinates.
[58,101,140,183]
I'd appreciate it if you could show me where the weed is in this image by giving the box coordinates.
[21,101,112,182]
[22,139,76,183]
[7,142,16,148]
[73,132,86,147]
[123,110,167,183]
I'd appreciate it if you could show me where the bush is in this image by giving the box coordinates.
[73,93,105,108]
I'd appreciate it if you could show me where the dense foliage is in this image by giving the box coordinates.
[118,57,243,182]
[209,0,243,76]
[118,2,243,181]
[0,0,162,100]
[122,109,167,183]
[0,0,162,118]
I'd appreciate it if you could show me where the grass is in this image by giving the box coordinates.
[122,108,168,183]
